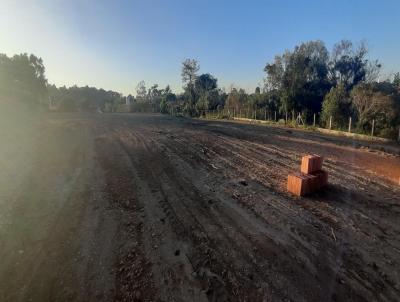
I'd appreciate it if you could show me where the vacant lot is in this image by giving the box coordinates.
[1,113,399,302]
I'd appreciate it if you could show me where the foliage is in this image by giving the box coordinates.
[393,72,400,89]
[48,84,124,112]
[136,81,147,101]
[181,58,200,114]
[160,85,177,113]
[0,53,47,105]
[264,40,332,117]
[351,82,400,133]
[3,41,399,139]
[224,87,248,112]
[321,84,351,128]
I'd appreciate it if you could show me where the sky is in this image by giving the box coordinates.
[1,0,400,96]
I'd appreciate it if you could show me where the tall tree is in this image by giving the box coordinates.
[136,81,147,101]
[181,58,200,114]
[0,53,47,104]
[181,59,200,88]
[264,40,330,114]
[329,40,380,89]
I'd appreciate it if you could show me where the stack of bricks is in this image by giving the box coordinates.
[287,155,328,196]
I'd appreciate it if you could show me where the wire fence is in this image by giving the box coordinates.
[190,107,400,142]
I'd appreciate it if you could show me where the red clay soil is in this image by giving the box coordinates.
[1,113,399,302]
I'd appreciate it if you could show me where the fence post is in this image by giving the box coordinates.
[313,113,316,127]
[329,116,332,130]
[264,108,267,120]
[254,110,256,120]
[348,117,352,133]
[275,111,277,122]
[371,119,375,136]
[285,112,288,124]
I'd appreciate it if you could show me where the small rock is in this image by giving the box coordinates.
[232,192,240,199]
[239,180,248,186]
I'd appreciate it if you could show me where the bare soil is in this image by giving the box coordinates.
[1,112,399,302]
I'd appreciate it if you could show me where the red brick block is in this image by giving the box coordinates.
[311,170,328,188]
[301,155,323,174]
[287,172,317,196]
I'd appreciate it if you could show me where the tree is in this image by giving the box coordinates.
[321,84,351,128]
[225,87,248,113]
[329,40,380,89]
[0,53,47,105]
[393,72,400,89]
[194,73,217,95]
[148,84,163,103]
[181,58,200,87]
[47,84,124,112]
[181,59,200,114]
[350,82,398,132]
[136,81,147,101]
[160,85,176,113]
[264,40,330,115]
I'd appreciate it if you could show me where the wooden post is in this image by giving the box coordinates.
[264,108,267,120]
[348,117,352,133]
[371,119,375,136]
[239,109,242,118]
[292,110,295,121]
[313,113,316,127]
[329,116,332,130]
[274,111,277,122]
[285,112,288,124]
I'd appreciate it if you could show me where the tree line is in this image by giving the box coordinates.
[166,40,400,139]
[0,53,126,112]
[1,40,400,139]
[0,53,47,107]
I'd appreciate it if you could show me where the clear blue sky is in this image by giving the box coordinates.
[1,0,400,95]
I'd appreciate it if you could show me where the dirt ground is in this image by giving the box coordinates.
[1,112,399,302]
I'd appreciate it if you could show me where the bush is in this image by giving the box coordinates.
[321,84,351,129]
[378,127,398,139]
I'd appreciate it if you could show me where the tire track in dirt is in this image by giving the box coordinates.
[82,114,400,301]
[113,125,368,301]
[128,117,400,301]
